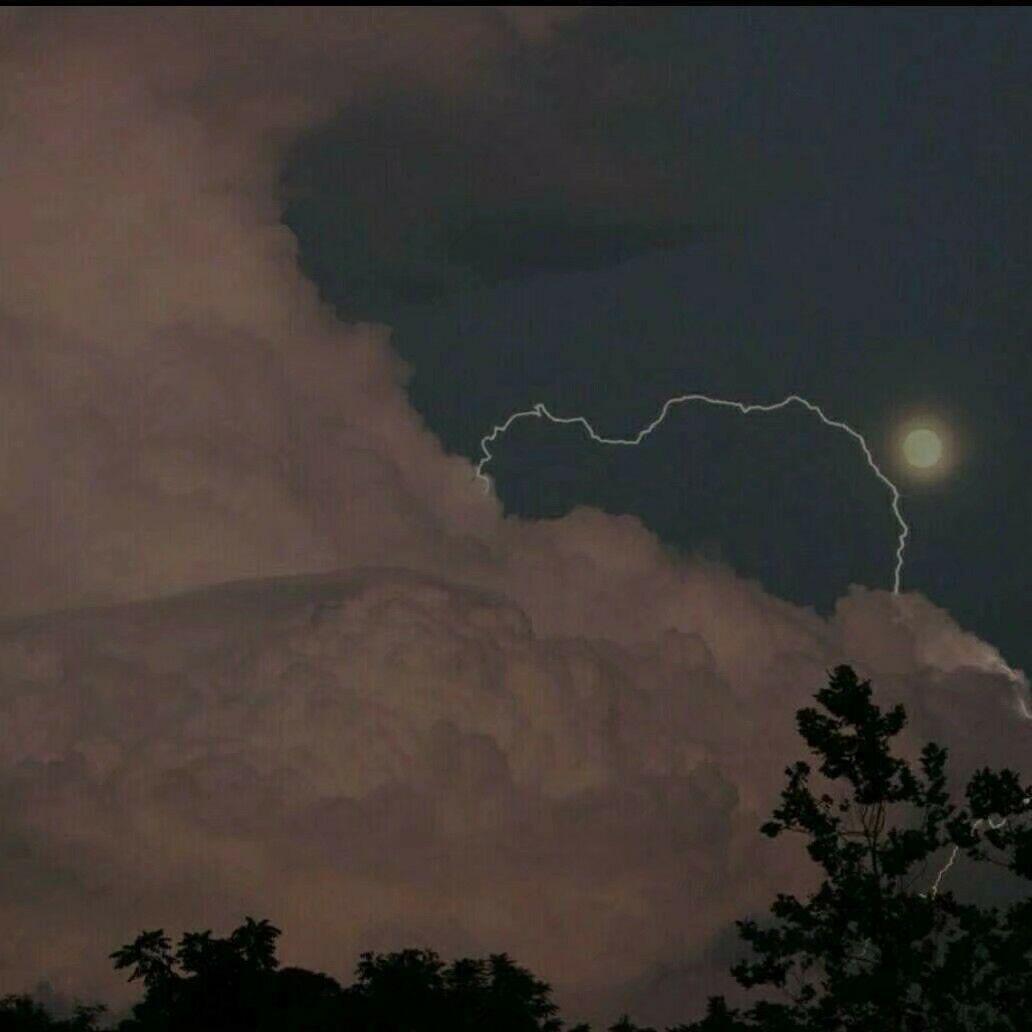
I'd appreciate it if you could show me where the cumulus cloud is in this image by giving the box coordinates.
[0,570,1026,1025]
[0,7,1027,1027]
[0,7,510,616]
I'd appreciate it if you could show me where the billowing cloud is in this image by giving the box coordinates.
[0,8,1027,1028]
[0,6,510,616]
[0,571,1026,1025]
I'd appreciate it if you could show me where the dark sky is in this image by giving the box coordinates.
[283,6,1031,674]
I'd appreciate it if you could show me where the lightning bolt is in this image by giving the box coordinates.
[475,393,908,591]
[922,799,1032,901]
[474,390,1031,896]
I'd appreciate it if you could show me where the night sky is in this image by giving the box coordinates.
[283,7,1030,674]
[0,7,1029,1027]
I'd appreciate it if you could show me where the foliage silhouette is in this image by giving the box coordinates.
[679,664,1032,1031]
[0,997,105,1032]
[103,922,590,1031]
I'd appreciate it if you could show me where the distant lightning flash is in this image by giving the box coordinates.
[922,816,1005,901]
[922,799,1032,901]
[475,393,909,592]
[474,390,1032,898]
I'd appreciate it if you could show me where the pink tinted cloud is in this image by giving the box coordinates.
[0,571,1025,1024]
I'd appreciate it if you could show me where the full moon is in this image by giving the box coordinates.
[902,427,943,469]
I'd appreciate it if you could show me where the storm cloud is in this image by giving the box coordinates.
[0,569,1026,1024]
[0,7,1027,1027]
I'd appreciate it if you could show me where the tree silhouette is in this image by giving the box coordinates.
[225,917,280,975]
[0,997,105,1032]
[331,946,584,1031]
[109,932,175,993]
[102,923,590,1031]
[681,664,1032,1031]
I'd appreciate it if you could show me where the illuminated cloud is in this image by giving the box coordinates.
[0,569,1025,1025]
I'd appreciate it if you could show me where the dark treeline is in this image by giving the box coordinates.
[4,667,1032,1031]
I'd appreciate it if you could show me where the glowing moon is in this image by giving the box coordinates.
[902,427,943,469]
